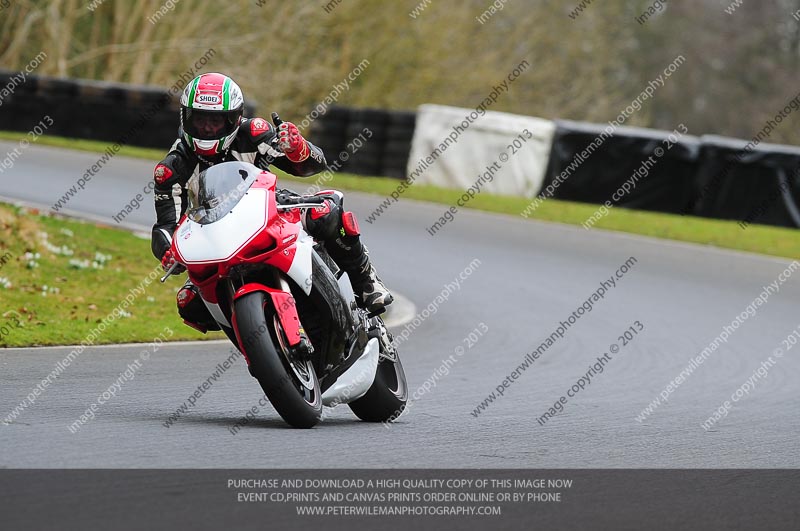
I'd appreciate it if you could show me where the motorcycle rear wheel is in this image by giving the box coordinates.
[348,340,408,423]
[235,291,322,428]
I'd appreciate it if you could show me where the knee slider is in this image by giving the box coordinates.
[302,190,345,241]
[177,285,217,329]
[177,285,197,309]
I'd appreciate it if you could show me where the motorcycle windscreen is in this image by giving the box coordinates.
[186,161,259,225]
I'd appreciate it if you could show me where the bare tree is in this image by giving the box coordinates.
[0,0,798,144]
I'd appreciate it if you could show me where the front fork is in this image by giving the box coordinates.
[273,270,314,360]
[231,272,314,360]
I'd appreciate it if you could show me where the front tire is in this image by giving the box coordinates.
[234,291,322,428]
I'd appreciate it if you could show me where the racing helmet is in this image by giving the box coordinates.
[180,73,244,156]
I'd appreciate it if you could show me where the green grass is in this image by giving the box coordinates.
[3,130,798,260]
[0,203,225,347]
[0,131,166,161]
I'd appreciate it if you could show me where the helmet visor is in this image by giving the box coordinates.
[182,108,241,141]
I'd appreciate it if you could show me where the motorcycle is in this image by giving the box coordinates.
[161,159,407,428]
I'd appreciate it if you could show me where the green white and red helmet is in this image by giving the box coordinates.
[179,73,244,156]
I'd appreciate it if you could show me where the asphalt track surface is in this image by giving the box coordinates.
[1,141,799,469]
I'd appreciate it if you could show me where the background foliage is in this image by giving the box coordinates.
[2,0,799,142]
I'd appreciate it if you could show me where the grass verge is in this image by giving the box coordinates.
[0,203,224,347]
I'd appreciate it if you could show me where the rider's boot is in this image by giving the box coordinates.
[326,236,393,313]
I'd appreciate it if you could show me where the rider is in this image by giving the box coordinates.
[151,72,392,332]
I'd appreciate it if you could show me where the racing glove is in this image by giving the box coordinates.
[277,121,311,163]
[161,249,186,274]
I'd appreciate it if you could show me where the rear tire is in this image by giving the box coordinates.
[348,346,408,423]
[235,291,322,428]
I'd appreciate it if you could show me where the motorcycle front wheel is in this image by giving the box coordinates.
[234,291,322,428]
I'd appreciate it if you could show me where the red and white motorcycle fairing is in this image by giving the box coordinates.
[170,163,380,408]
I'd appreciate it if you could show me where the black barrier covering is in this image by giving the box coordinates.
[1,470,798,530]
[687,135,800,228]
[0,70,256,150]
[383,110,416,179]
[308,106,415,179]
[344,107,389,175]
[308,105,351,162]
[543,120,701,215]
